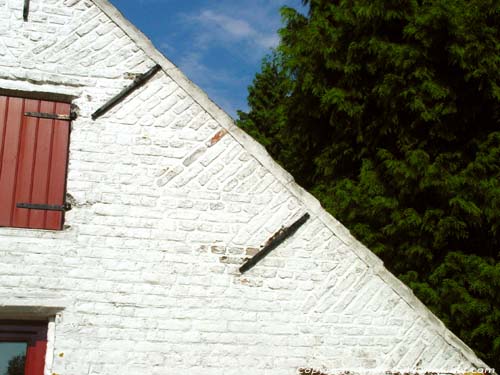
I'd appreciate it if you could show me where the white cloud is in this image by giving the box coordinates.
[153,0,306,115]
[197,10,256,39]
[176,52,246,118]
[159,41,176,55]
[255,33,280,49]
[183,2,286,55]
[177,51,245,87]
[193,8,281,49]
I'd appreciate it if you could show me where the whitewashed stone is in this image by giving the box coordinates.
[0,1,490,374]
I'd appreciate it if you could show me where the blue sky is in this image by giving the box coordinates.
[108,0,306,118]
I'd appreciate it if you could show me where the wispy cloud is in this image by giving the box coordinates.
[150,0,305,115]
[175,51,250,118]
[197,10,255,39]
[181,1,289,57]
[159,41,176,55]
[193,10,279,49]
[177,51,244,87]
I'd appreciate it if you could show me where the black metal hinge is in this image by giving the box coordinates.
[91,64,162,120]
[16,203,72,212]
[24,112,76,121]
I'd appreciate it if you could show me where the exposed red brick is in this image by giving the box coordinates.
[208,129,228,147]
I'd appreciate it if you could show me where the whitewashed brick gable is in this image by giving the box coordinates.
[0,0,490,374]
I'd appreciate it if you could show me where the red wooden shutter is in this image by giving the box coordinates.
[0,95,71,230]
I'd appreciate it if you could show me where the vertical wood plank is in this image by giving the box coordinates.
[29,101,56,229]
[12,99,40,228]
[0,97,24,227]
[45,102,71,230]
[0,96,8,179]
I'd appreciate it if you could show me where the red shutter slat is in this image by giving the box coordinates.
[29,101,56,229]
[45,102,71,230]
[0,97,24,227]
[0,96,8,179]
[12,99,40,228]
[0,95,70,230]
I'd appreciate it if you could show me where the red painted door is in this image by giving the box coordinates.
[0,95,71,230]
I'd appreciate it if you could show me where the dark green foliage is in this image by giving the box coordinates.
[238,0,500,367]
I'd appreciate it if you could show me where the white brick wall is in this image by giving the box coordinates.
[0,1,489,374]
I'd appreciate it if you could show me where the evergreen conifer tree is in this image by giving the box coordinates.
[238,0,500,367]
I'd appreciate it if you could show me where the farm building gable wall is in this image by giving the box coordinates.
[0,0,488,374]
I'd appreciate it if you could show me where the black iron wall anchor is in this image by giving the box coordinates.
[23,0,30,21]
[239,213,310,274]
[91,64,162,120]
